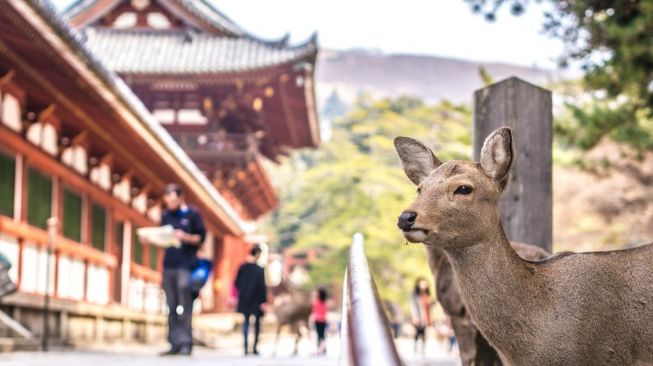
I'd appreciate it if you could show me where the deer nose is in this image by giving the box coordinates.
[397,211,417,231]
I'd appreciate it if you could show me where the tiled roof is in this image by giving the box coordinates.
[82,28,317,74]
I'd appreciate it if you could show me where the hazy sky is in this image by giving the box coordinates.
[52,0,565,69]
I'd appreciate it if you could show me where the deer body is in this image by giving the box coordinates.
[271,286,312,355]
[429,242,549,366]
[449,233,653,366]
[395,127,653,366]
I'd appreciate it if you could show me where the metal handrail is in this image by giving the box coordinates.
[340,233,403,366]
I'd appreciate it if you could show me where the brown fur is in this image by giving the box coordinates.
[271,285,312,355]
[395,128,653,366]
[428,242,549,366]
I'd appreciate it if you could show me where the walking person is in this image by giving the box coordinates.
[157,184,206,356]
[384,299,404,339]
[436,319,457,354]
[312,286,329,355]
[235,245,268,356]
[410,276,433,355]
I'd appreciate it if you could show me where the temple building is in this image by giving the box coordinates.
[0,0,318,348]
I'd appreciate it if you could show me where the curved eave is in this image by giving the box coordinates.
[15,0,255,236]
[235,156,279,220]
[119,37,321,149]
[303,68,321,147]
[119,41,321,149]
[299,35,320,147]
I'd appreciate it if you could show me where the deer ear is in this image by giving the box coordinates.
[394,137,442,185]
[480,127,514,185]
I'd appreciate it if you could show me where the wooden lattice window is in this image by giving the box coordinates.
[0,151,15,217]
[132,227,143,265]
[62,188,83,242]
[27,168,52,230]
[91,203,107,251]
[149,245,158,270]
[112,220,124,303]
[114,221,124,249]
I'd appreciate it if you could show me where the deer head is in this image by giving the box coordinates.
[395,127,514,248]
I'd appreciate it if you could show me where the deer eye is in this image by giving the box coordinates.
[416,187,422,195]
[454,185,473,195]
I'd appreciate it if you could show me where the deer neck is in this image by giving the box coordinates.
[442,226,542,354]
[425,246,447,276]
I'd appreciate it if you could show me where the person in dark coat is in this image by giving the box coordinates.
[156,184,206,356]
[235,245,268,355]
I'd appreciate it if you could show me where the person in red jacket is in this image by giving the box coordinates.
[312,286,329,355]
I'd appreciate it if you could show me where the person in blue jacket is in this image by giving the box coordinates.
[158,184,206,356]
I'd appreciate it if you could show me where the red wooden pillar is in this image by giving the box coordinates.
[212,236,225,312]
[215,235,251,312]
[221,235,238,312]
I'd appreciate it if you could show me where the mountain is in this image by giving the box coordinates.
[315,49,562,109]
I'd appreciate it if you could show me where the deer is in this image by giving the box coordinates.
[394,127,653,366]
[429,241,549,366]
[269,279,312,356]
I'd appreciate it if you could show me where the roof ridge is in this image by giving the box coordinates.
[62,0,311,49]
[178,0,244,35]
[61,0,110,20]
[175,0,298,47]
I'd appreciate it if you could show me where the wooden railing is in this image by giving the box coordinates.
[170,132,258,160]
[340,233,403,366]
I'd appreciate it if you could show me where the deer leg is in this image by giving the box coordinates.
[474,331,503,366]
[273,324,282,357]
[293,323,301,356]
[450,314,486,366]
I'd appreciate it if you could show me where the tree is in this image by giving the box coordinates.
[321,88,349,121]
[465,0,653,150]
[264,96,472,307]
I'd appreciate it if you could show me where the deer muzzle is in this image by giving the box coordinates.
[397,211,417,231]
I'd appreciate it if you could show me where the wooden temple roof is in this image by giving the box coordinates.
[62,0,321,152]
[1,0,255,234]
[58,0,321,219]
[81,28,317,74]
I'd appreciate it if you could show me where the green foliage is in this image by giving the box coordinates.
[479,66,495,86]
[556,98,653,151]
[265,96,471,307]
[466,0,653,151]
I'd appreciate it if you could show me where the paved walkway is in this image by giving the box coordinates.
[0,333,460,366]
